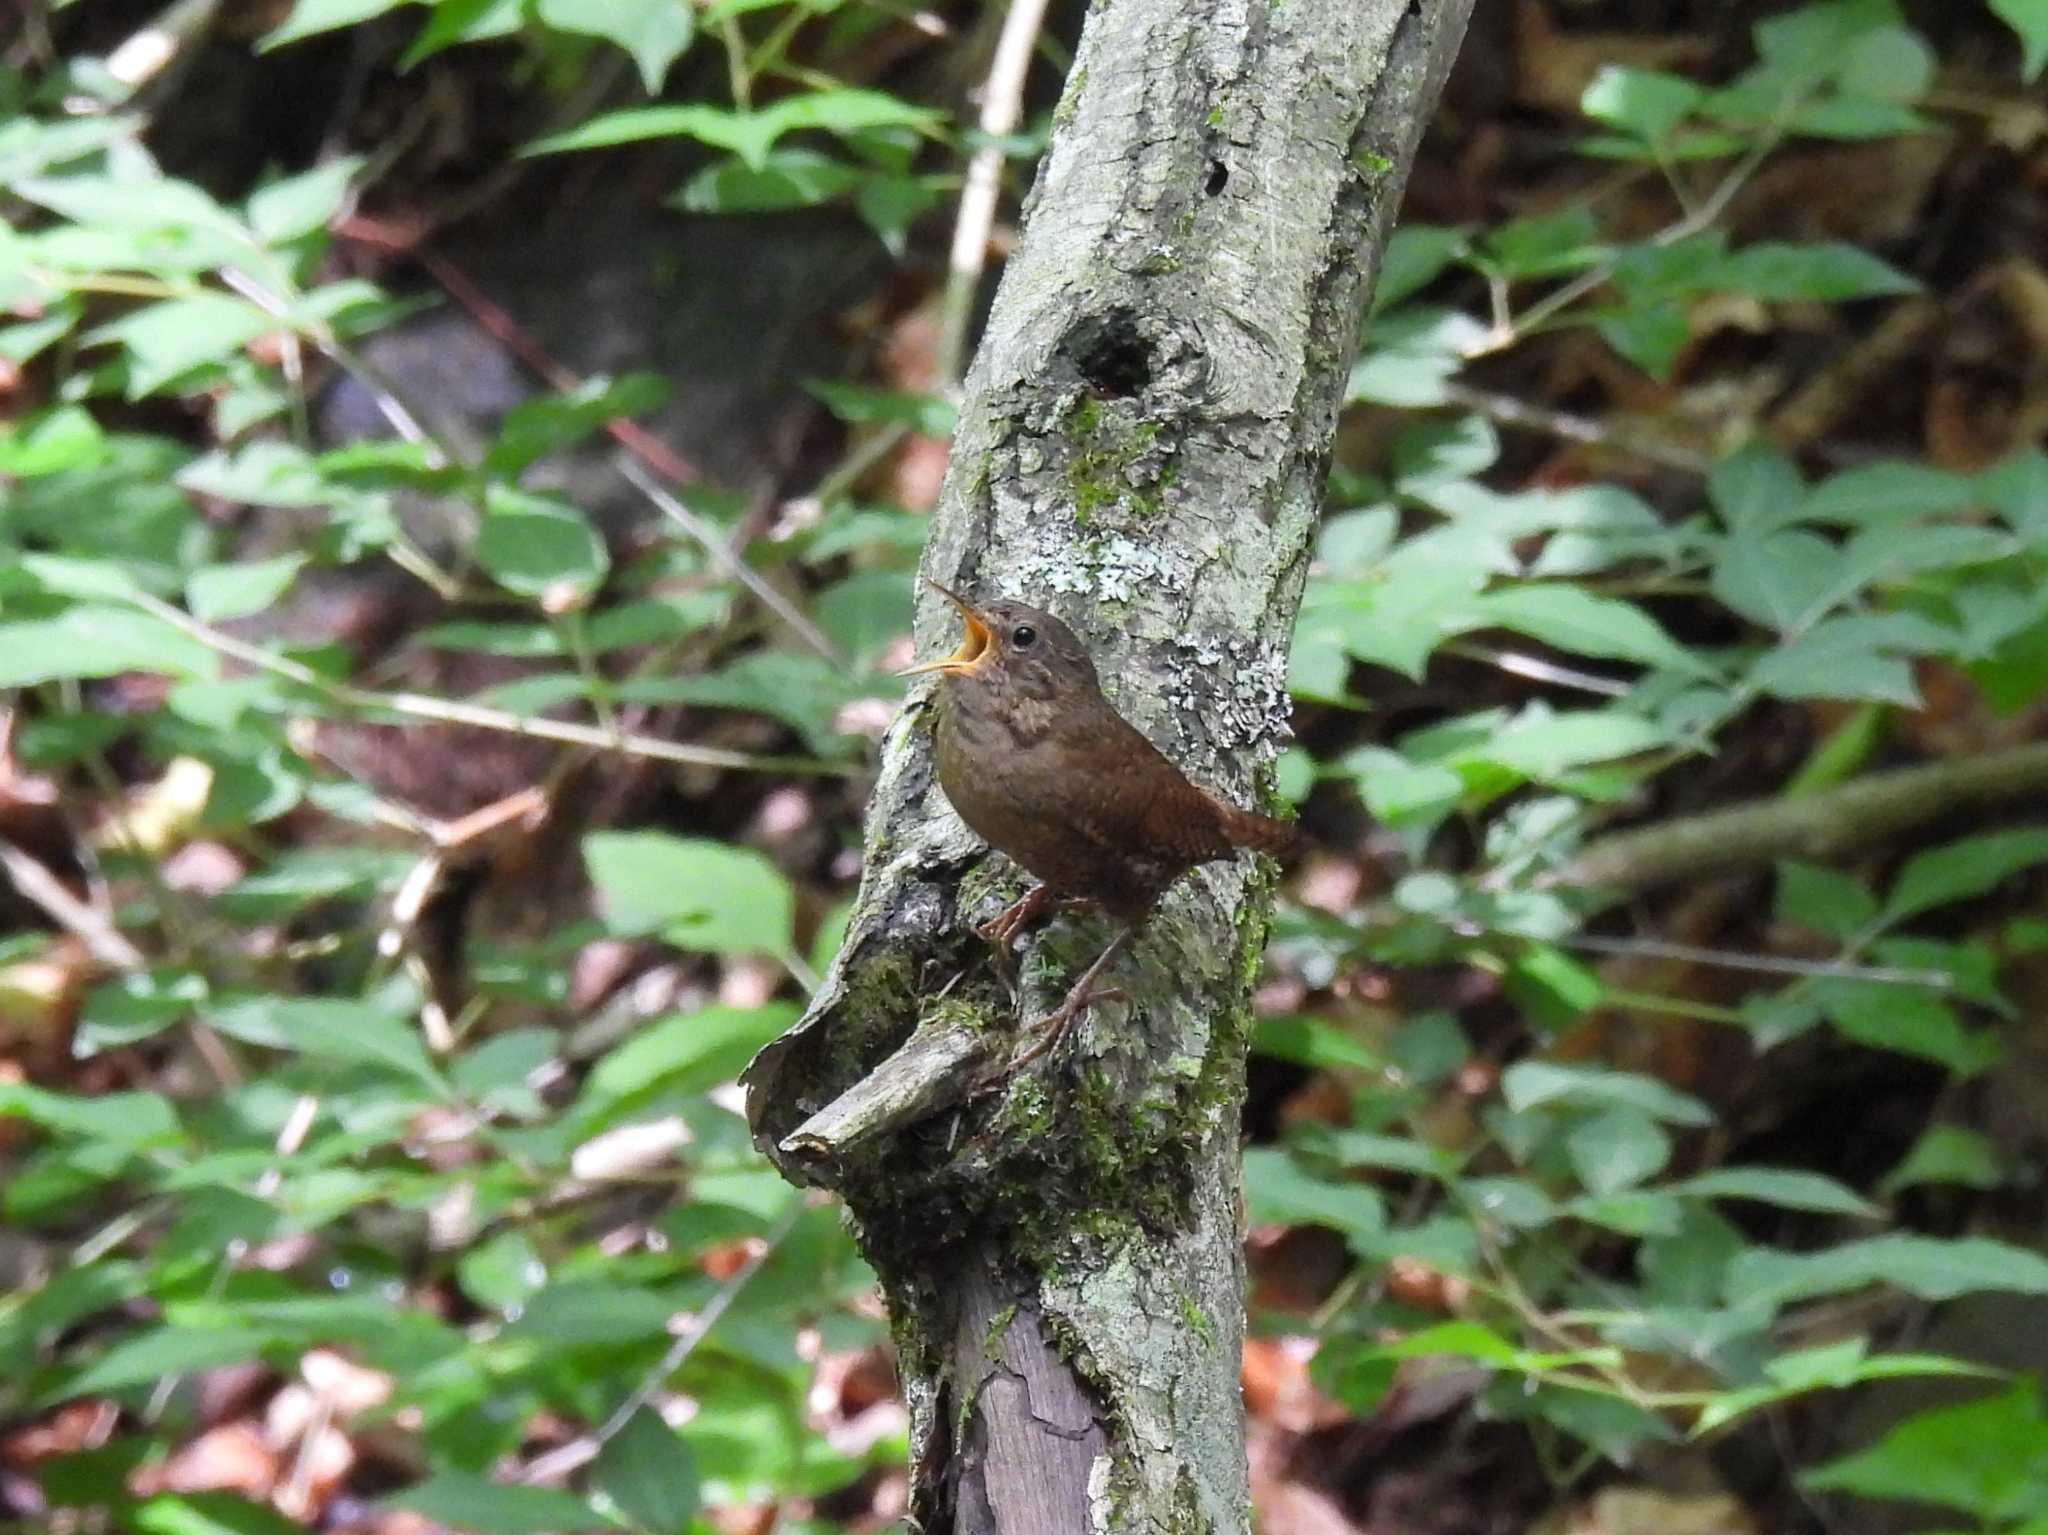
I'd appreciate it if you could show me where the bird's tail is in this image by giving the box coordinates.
[1217,800,1302,859]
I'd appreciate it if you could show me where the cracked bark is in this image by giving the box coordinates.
[744,4,1473,1530]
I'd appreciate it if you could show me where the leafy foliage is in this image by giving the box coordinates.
[2,0,2046,1531]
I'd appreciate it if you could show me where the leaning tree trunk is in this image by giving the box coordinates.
[745,4,1472,1530]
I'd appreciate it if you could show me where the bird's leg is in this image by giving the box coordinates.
[1008,925,1133,1073]
[975,882,1055,954]
[975,886,1097,988]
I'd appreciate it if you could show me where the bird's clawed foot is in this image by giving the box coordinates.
[974,885,1096,986]
[1003,927,1134,1074]
[975,883,1055,959]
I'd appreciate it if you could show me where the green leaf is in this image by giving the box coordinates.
[580,1005,798,1113]
[1836,24,1936,101]
[584,832,795,957]
[398,0,523,63]
[531,90,939,169]
[1371,224,1467,312]
[854,174,941,256]
[534,0,693,92]
[1477,207,1606,281]
[1804,460,1979,523]
[1470,706,1667,779]
[1566,1190,1683,1236]
[1805,1384,2048,1519]
[382,1473,614,1534]
[815,569,912,665]
[1242,1148,1384,1254]
[1981,447,2048,540]
[1775,861,1878,940]
[19,552,146,600]
[1502,944,1605,1030]
[1501,1062,1713,1126]
[476,492,610,603]
[1708,441,1806,533]
[1810,978,2001,1075]
[1885,829,2048,923]
[0,1083,177,1147]
[0,404,107,477]
[1378,1320,1520,1365]
[1251,1016,1381,1072]
[1347,309,1486,406]
[78,969,208,1055]
[1748,613,1944,706]
[483,374,670,477]
[178,440,335,506]
[246,157,362,243]
[1729,1234,2048,1307]
[1581,65,1702,141]
[1712,528,1841,630]
[1669,1167,1879,1217]
[87,294,274,396]
[1715,241,1919,301]
[1391,1012,1470,1087]
[0,606,219,686]
[1567,1107,1671,1196]
[1880,1125,2003,1196]
[204,996,446,1091]
[264,0,412,48]
[459,1230,548,1313]
[504,1282,676,1346]
[673,150,863,214]
[595,1408,700,1533]
[618,651,872,756]
[1457,585,1713,676]
[1990,0,2048,80]
[187,556,306,623]
[1593,297,1692,380]
[804,378,955,436]
[1391,415,1499,490]
[132,1493,310,1535]
[1693,1340,1995,1435]
[58,1325,268,1399]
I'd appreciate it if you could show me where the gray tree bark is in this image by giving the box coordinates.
[745,4,1473,1530]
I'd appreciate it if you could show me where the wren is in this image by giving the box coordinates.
[902,581,1298,1067]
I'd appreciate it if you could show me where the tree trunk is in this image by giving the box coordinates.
[745,4,1473,1530]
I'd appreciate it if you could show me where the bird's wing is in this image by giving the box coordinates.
[1039,709,1237,867]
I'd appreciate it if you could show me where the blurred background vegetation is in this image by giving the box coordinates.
[3,0,2048,1531]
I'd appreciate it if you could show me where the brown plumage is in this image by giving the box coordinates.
[902,582,1298,1066]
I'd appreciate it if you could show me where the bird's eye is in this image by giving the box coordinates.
[1011,625,1037,648]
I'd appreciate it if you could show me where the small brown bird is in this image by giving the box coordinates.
[902,582,1298,1066]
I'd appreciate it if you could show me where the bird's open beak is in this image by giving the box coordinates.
[899,580,995,677]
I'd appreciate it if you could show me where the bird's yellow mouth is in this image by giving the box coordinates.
[900,581,994,677]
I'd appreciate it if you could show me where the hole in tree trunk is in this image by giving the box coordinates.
[1068,307,1153,397]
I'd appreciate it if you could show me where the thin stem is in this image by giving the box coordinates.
[936,0,1051,392]
[616,455,848,671]
[521,1201,805,1482]
[1560,932,1952,989]
[1439,381,1713,475]
[1467,110,1797,359]
[123,591,862,778]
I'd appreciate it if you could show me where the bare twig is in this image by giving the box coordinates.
[1552,740,2048,894]
[124,591,861,778]
[935,0,1051,391]
[1465,108,1795,359]
[616,455,848,670]
[0,840,145,970]
[1558,932,1954,989]
[1440,383,1713,474]
[520,1201,804,1483]
[778,1018,992,1165]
